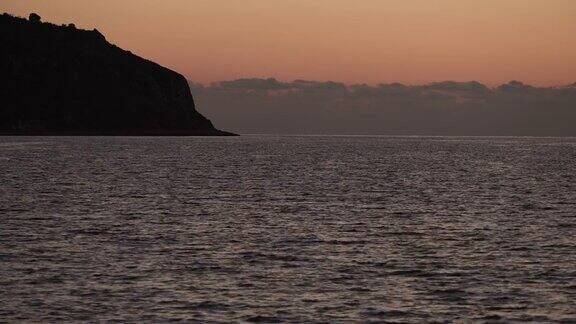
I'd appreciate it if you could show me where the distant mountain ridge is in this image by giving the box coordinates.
[0,13,234,135]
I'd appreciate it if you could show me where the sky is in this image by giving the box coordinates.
[2,0,575,86]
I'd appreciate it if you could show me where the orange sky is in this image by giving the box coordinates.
[2,0,575,86]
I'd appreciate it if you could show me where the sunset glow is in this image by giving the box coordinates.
[3,0,575,85]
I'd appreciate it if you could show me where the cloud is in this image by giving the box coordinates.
[213,78,348,92]
[217,78,291,90]
[190,78,576,136]
[497,80,536,93]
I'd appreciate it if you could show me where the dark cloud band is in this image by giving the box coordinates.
[190,79,576,136]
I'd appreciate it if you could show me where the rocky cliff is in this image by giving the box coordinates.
[0,13,234,135]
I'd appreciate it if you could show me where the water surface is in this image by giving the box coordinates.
[1,136,576,322]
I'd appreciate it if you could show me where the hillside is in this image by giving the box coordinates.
[0,13,234,135]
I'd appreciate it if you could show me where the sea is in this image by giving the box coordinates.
[1,135,575,322]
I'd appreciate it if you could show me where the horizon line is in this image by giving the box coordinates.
[187,77,576,89]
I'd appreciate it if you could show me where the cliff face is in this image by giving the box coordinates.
[0,13,234,135]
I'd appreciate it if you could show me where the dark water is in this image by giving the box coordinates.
[1,136,576,322]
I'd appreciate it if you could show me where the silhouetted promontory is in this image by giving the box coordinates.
[0,13,235,135]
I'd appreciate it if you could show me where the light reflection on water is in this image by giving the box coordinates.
[1,135,576,322]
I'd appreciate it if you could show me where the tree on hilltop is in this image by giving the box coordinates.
[29,13,41,23]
